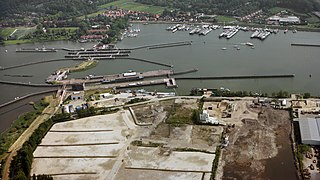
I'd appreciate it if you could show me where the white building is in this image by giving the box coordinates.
[267,15,300,24]
[70,91,84,101]
[295,118,320,145]
[200,110,219,124]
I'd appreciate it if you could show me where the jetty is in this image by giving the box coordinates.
[16,48,57,53]
[175,74,295,80]
[291,43,320,47]
[0,80,61,87]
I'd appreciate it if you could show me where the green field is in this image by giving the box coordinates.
[99,0,168,14]
[4,39,34,45]
[0,28,16,38]
[48,27,79,32]
[216,15,236,23]
[269,7,289,14]
[306,14,320,23]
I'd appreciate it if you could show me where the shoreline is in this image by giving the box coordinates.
[130,20,320,32]
[1,21,319,46]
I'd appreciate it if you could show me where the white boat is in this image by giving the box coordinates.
[221,47,227,50]
[245,42,254,46]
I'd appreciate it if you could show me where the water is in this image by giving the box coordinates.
[1,24,320,100]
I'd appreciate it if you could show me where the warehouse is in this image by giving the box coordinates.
[295,118,320,145]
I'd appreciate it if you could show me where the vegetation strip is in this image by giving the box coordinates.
[49,130,114,132]
[33,156,117,158]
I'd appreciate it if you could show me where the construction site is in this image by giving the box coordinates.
[29,94,297,179]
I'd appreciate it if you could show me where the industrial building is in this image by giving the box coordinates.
[295,118,320,145]
[70,91,84,101]
[200,110,219,124]
[267,15,300,25]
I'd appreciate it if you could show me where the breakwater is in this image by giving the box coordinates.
[121,57,173,67]
[173,68,198,76]
[291,43,320,47]
[0,89,57,108]
[148,42,192,50]
[130,41,192,50]
[0,80,60,87]
[0,59,74,70]
[175,74,295,80]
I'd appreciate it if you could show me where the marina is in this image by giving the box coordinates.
[165,24,281,41]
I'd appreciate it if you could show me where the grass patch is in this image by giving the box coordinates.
[306,14,320,24]
[98,0,168,14]
[269,7,289,14]
[131,140,164,147]
[216,15,236,23]
[0,28,16,38]
[125,98,148,105]
[84,88,112,101]
[4,39,34,45]
[48,27,79,32]
[173,147,214,154]
[60,60,98,73]
[166,104,194,125]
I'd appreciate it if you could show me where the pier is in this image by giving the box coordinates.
[121,57,173,67]
[175,74,295,80]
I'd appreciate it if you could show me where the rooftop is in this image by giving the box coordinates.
[295,118,320,144]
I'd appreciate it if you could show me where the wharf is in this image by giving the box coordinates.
[86,78,177,89]
[65,53,129,58]
[16,48,57,53]
[68,50,131,55]
[56,69,174,85]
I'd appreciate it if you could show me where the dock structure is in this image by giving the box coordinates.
[16,48,57,53]
[55,69,174,85]
[85,78,178,90]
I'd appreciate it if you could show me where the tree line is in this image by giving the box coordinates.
[137,0,320,16]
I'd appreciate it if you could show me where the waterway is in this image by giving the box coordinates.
[0,23,320,129]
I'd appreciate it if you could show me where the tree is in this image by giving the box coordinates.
[14,170,27,180]
[303,92,311,99]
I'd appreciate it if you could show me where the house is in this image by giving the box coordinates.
[70,91,84,101]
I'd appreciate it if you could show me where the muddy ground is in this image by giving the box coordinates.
[221,106,296,180]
